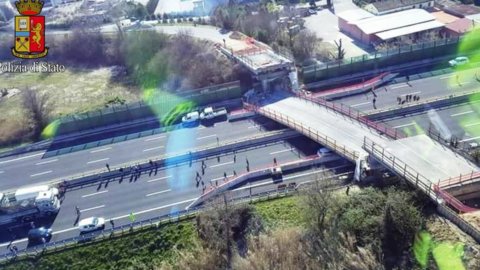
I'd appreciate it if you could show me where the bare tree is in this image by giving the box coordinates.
[22,88,52,140]
[291,29,319,63]
[333,38,346,61]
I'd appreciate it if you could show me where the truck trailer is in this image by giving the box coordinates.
[0,185,61,227]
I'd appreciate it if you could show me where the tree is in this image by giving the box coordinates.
[291,30,319,63]
[22,89,52,140]
[145,0,159,15]
[333,38,346,60]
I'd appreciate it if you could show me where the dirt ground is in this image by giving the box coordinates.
[426,213,480,269]
[0,67,141,146]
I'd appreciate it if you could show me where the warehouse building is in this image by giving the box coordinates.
[338,9,444,46]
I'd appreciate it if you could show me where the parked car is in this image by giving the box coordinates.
[449,56,469,67]
[78,217,105,233]
[28,227,52,243]
[317,147,332,157]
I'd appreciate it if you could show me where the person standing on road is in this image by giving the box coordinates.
[106,163,110,172]
[273,157,277,166]
[75,206,80,216]
[233,154,236,163]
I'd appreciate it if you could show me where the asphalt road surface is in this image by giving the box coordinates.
[0,117,283,191]
[0,141,351,254]
[334,66,480,112]
[381,101,480,142]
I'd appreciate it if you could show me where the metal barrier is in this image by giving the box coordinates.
[437,168,480,188]
[244,102,360,162]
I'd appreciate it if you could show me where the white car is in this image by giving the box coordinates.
[181,111,200,125]
[449,56,469,67]
[317,147,332,157]
[78,217,105,233]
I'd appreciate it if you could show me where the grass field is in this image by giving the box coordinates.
[0,67,141,146]
[0,195,304,270]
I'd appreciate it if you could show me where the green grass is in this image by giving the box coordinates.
[254,195,305,229]
[0,222,198,270]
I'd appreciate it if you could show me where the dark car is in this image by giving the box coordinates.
[28,227,52,244]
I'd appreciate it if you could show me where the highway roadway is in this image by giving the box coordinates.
[380,101,480,142]
[0,140,352,254]
[0,117,283,191]
[333,66,480,112]
[331,66,480,142]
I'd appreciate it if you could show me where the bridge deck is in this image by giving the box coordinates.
[380,134,478,183]
[260,95,392,160]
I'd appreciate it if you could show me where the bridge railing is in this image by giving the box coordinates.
[438,171,480,189]
[298,93,405,140]
[363,136,478,213]
[244,102,360,161]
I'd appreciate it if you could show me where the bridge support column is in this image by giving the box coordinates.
[261,79,269,93]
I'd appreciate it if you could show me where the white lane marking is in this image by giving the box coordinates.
[465,122,480,128]
[460,136,480,143]
[143,146,164,152]
[35,159,58,165]
[146,189,171,197]
[197,134,217,140]
[80,205,105,213]
[30,170,52,177]
[112,198,197,219]
[209,161,234,168]
[0,152,43,165]
[269,148,293,155]
[440,75,454,80]
[87,158,110,164]
[210,175,234,182]
[391,84,408,89]
[0,198,199,247]
[351,102,370,107]
[90,147,112,153]
[400,91,421,96]
[451,110,474,117]
[148,175,172,182]
[145,135,165,142]
[82,190,108,198]
[393,122,415,129]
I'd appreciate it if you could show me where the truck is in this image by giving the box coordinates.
[181,111,200,125]
[0,185,61,226]
[199,107,227,120]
